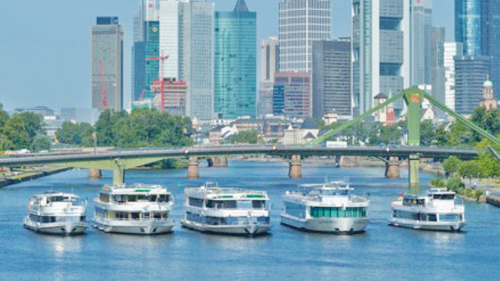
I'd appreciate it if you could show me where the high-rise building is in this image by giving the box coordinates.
[132,1,159,106]
[278,0,331,72]
[410,0,432,85]
[482,0,500,99]
[273,72,311,118]
[214,0,257,119]
[159,0,215,120]
[431,26,446,106]
[455,0,482,56]
[312,39,352,119]
[258,37,279,117]
[91,17,124,111]
[454,55,489,115]
[352,0,411,115]
[444,42,463,111]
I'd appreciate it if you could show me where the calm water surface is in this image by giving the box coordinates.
[1,161,500,281]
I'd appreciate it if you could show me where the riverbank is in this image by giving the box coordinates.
[0,166,72,188]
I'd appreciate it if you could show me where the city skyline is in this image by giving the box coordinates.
[0,0,454,112]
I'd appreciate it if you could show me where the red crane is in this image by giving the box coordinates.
[98,60,108,108]
[147,51,169,111]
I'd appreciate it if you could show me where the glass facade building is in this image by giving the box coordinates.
[482,0,500,99]
[91,17,124,111]
[410,0,432,85]
[312,39,352,119]
[352,0,410,115]
[454,55,490,115]
[455,0,482,56]
[258,37,279,117]
[214,0,257,119]
[279,0,331,72]
[444,42,463,111]
[272,72,311,118]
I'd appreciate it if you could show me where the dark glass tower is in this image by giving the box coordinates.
[482,0,500,99]
[455,0,482,56]
[214,0,257,118]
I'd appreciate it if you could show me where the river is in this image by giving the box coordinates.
[1,161,499,280]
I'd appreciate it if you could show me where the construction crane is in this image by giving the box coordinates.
[98,60,108,108]
[147,51,169,112]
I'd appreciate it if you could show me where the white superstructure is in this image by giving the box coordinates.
[281,181,370,234]
[24,192,87,235]
[389,188,466,232]
[181,183,271,236]
[93,184,174,235]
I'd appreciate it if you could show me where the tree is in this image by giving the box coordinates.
[443,156,462,175]
[420,120,435,145]
[457,160,484,182]
[226,131,258,144]
[2,112,45,150]
[434,124,451,147]
[30,134,51,152]
[0,103,8,128]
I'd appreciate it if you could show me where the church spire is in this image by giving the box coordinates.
[234,0,249,13]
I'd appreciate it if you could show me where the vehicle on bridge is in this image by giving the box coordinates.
[281,181,370,234]
[92,184,174,235]
[389,188,466,232]
[181,182,271,236]
[24,192,87,235]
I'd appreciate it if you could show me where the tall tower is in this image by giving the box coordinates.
[159,0,215,120]
[91,17,124,111]
[132,0,159,106]
[455,0,482,56]
[214,0,257,119]
[410,0,432,85]
[258,37,279,117]
[444,42,463,111]
[278,0,331,73]
[482,0,500,99]
[352,0,411,115]
[431,26,446,107]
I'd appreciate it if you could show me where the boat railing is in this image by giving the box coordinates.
[186,187,268,197]
[104,217,173,222]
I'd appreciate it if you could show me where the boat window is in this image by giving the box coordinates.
[158,195,169,202]
[440,214,460,222]
[148,195,158,202]
[206,200,215,208]
[99,193,110,203]
[131,213,140,220]
[188,197,204,207]
[137,195,146,201]
[236,200,252,209]
[113,195,125,203]
[286,202,306,218]
[428,214,437,222]
[252,200,266,209]
[127,195,137,202]
[433,194,455,200]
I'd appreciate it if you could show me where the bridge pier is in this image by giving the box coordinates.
[207,157,228,168]
[385,157,400,178]
[289,155,302,179]
[188,157,199,179]
[89,169,102,179]
[409,154,420,193]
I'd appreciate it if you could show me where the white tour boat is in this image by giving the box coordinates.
[388,188,466,232]
[24,192,87,235]
[93,184,174,235]
[181,183,271,236]
[281,181,370,234]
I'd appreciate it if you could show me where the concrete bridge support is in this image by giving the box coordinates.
[89,169,102,179]
[289,155,302,179]
[409,155,420,193]
[385,157,400,178]
[188,157,199,179]
[207,157,228,168]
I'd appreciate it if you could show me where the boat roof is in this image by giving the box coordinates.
[101,184,170,194]
[31,192,80,199]
[185,185,268,198]
[427,188,455,195]
[299,181,353,191]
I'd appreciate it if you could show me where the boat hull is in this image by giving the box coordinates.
[281,215,367,234]
[388,217,466,232]
[181,219,270,236]
[23,219,87,235]
[92,218,174,235]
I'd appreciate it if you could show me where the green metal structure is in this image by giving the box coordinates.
[313,87,500,192]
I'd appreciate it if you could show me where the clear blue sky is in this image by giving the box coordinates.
[0,0,454,112]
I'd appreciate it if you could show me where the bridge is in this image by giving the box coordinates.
[1,87,499,192]
[0,145,481,185]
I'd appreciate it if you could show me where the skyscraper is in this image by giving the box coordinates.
[132,0,159,106]
[91,17,124,111]
[482,0,500,99]
[410,0,432,85]
[214,0,257,119]
[278,0,331,72]
[454,55,490,115]
[352,0,411,115]
[431,26,446,106]
[444,42,463,111]
[455,0,482,56]
[312,39,352,119]
[258,37,279,117]
[273,72,311,118]
[159,0,215,120]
